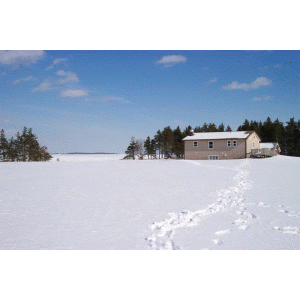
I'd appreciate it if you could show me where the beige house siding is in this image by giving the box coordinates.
[245,132,260,158]
[184,139,246,160]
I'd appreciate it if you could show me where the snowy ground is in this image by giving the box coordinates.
[1,154,300,250]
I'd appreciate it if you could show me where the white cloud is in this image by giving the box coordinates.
[209,77,218,83]
[13,76,35,84]
[274,64,281,68]
[32,79,53,92]
[223,77,273,90]
[60,89,88,97]
[253,97,261,101]
[31,69,79,93]
[56,70,79,83]
[0,50,45,66]
[102,96,129,103]
[84,96,130,103]
[156,55,187,67]
[45,58,68,70]
[253,95,272,101]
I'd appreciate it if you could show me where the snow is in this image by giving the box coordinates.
[1,154,300,250]
[182,131,251,140]
[260,142,276,149]
[52,153,124,162]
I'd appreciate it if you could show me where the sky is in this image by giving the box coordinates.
[1,50,300,153]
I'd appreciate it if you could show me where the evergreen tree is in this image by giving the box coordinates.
[218,123,225,132]
[144,136,152,159]
[297,120,300,156]
[124,136,138,159]
[150,138,156,158]
[19,127,28,161]
[39,146,52,161]
[207,123,218,132]
[154,130,162,159]
[182,125,193,138]
[0,129,8,161]
[172,126,184,158]
[260,117,274,142]
[225,125,232,132]
[14,132,23,161]
[194,126,202,133]
[27,128,43,161]
[201,123,208,132]
[7,137,17,162]
[285,118,298,156]
[249,120,261,137]
[0,127,52,162]
[238,119,251,131]
[273,119,284,141]
[161,126,174,158]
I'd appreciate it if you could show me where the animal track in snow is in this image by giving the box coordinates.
[211,239,223,245]
[257,202,270,207]
[215,229,230,235]
[287,213,300,218]
[146,160,253,250]
[278,205,300,218]
[232,218,249,230]
[232,208,256,230]
[274,226,300,235]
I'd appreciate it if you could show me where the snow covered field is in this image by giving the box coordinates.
[1,154,300,250]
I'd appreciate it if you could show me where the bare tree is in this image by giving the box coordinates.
[136,138,145,159]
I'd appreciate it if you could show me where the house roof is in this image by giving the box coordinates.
[182,131,255,141]
[259,143,278,150]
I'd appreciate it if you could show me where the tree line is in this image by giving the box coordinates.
[124,122,232,159]
[0,127,52,162]
[237,117,300,156]
[124,117,300,159]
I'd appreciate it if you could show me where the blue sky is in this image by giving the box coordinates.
[1,50,299,153]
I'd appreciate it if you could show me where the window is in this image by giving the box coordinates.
[193,141,198,147]
[252,142,255,148]
[209,155,219,160]
[208,141,214,149]
[227,140,231,147]
[233,140,237,147]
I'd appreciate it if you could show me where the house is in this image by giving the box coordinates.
[251,142,281,158]
[182,131,261,160]
[259,143,281,155]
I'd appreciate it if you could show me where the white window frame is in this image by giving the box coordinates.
[193,141,198,147]
[227,140,231,147]
[209,155,219,160]
[208,141,214,149]
[252,142,255,148]
[233,140,237,147]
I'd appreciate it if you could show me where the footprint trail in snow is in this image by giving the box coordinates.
[146,160,253,250]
